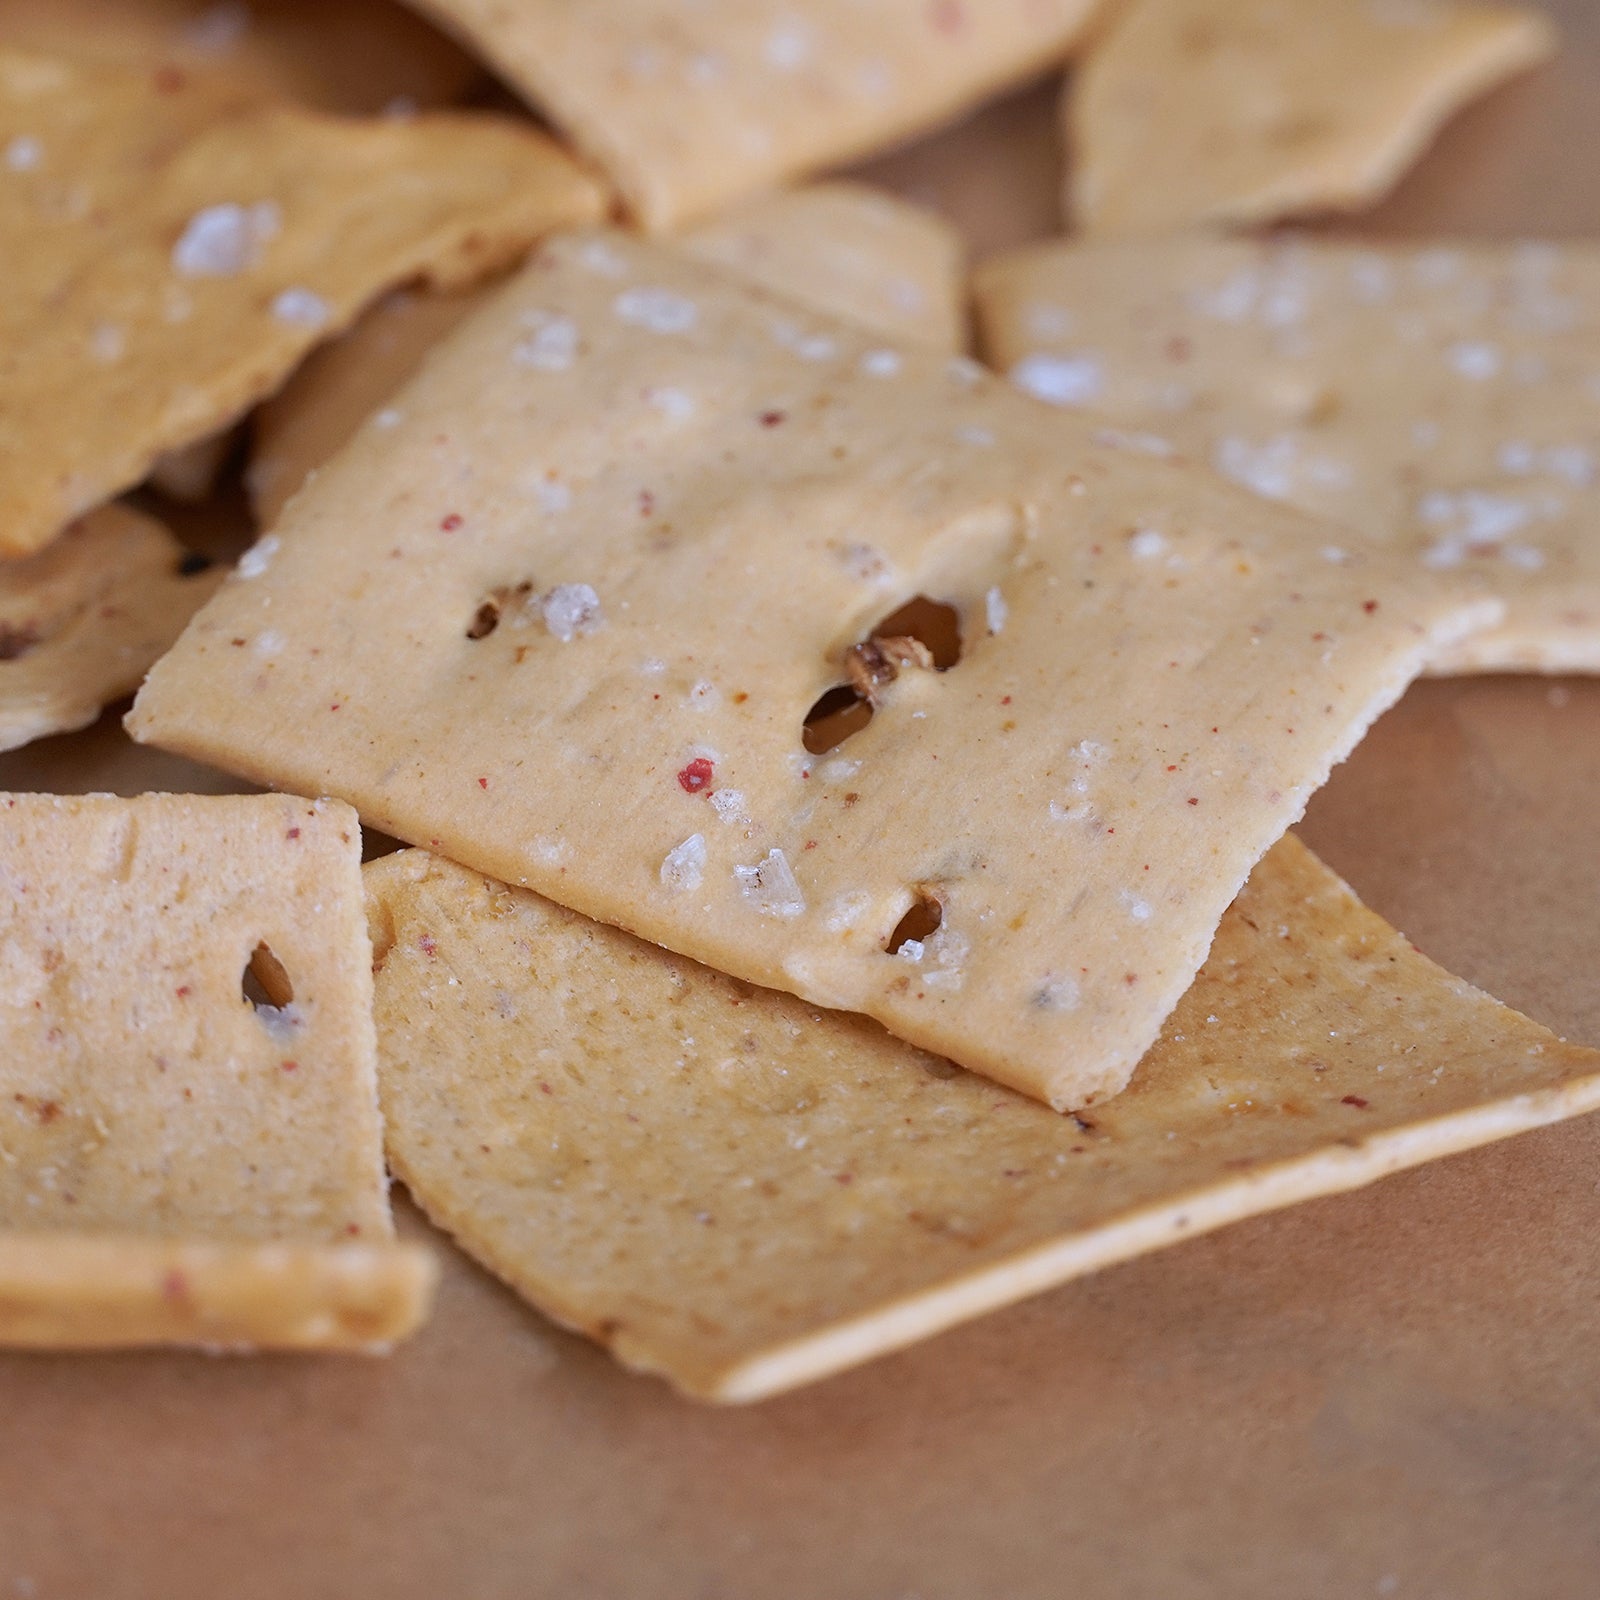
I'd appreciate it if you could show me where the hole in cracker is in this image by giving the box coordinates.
[803,684,874,754]
[871,595,962,671]
[886,890,943,955]
[176,551,214,577]
[465,581,534,641]
[242,942,294,1010]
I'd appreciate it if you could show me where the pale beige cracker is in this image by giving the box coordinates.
[0,792,433,1349]
[133,234,1498,1111]
[393,0,1103,230]
[368,836,1600,1401]
[975,233,1600,672]
[0,0,478,114]
[0,504,224,754]
[0,1234,436,1351]
[0,45,606,558]
[250,182,964,527]
[1068,0,1555,235]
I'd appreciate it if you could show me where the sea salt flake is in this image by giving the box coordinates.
[533,477,572,514]
[661,834,707,893]
[1010,352,1104,408]
[985,585,1009,635]
[1119,889,1154,923]
[235,534,280,579]
[614,287,698,334]
[270,286,329,329]
[735,849,805,918]
[254,1001,304,1043]
[372,407,403,430]
[171,200,279,277]
[709,789,746,824]
[1129,528,1167,560]
[541,583,603,641]
[860,349,902,378]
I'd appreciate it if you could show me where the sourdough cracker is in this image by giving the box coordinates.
[0,0,478,114]
[368,838,1600,1401]
[1068,0,1555,234]
[975,233,1600,671]
[0,46,605,558]
[0,505,224,754]
[392,0,1102,229]
[133,234,1498,1110]
[0,1235,435,1351]
[0,792,432,1350]
[681,181,966,350]
[250,183,963,527]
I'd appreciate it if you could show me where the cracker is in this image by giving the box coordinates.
[132,234,1498,1110]
[975,233,1600,672]
[0,0,478,114]
[0,792,434,1350]
[1067,0,1555,235]
[392,0,1102,230]
[0,46,606,559]
[681,181,966,350]
[250,183,964,527]
[367,836,1600,1401]
[0,504,224,754]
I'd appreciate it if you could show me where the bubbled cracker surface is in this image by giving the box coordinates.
[0,504,224,754]
[393,0,1102,229]
[0,792,390,1245]
[132,233,1501,1110]
[368,839,1600,1400]
[975,233,1600,672]
[1068,0,1555,235]
[0,0,478,114]
[251,183,963,528]
[0,45,605,557]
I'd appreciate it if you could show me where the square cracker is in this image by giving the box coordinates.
[392,0,1103,229]
[0,792,434,1349]
[249,181,965,528]
[1067,0,1555,235]
[974,233,1600,672]
[0,45,605,558]
[0,504,224,754]
[367,837,1600,1401]
[0,0,478,114]
[133,233,1498,1111]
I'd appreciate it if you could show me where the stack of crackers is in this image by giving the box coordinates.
[2,0,1594,1402]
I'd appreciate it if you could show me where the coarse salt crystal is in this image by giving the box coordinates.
[1010,352,1103,408]
[1449,341,1501,381]
[985,585,1009,635]
[512,312,580,371]
[709,789,746,824]
[270,286,329,329]
[5,135,42,172]
[171,200,279,277]
[1129,528,1167,560]
[860,349,902,378]
[661,834,707,893]
[541,583,603,641]
[735,849,805,918]
[647,386,697,420]
[614,286,698,334]
[372,407,403,430]
[235,534,280,579]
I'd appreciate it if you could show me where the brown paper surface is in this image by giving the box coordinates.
[2,1,1599,1591]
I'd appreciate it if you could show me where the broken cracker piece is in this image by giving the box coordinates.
[392,0,1103,229]
[132,234,1499,1111]
[0,504,224,754]
[0,0,478,114]
[250,182,964,526]
[0,792,433,1350]
[1068,0,1555,235]
[0,45,606,558]
[975,232,1600,672]
[367,837,1600,1401]
[681,180,966,350]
